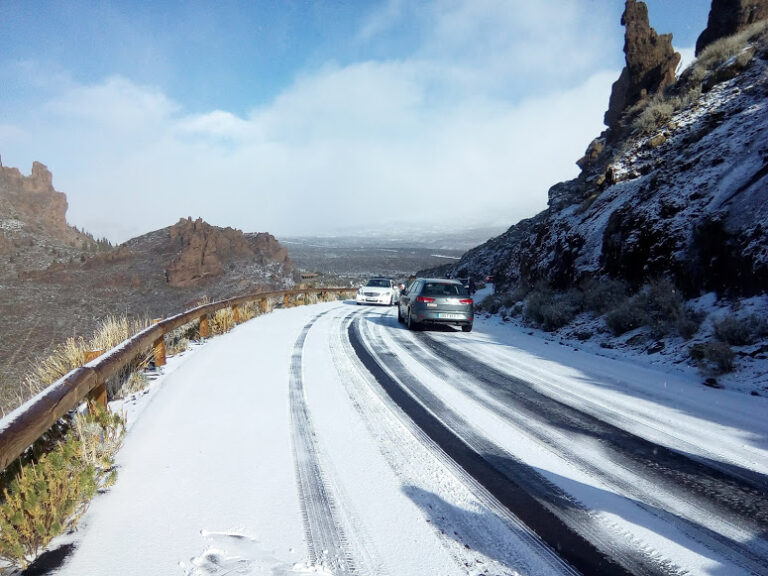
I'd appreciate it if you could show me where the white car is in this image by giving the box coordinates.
[355,277,400,306]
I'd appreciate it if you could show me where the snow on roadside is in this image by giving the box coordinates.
[52,302,344,576]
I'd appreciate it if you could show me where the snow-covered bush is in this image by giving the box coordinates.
[72,404,126,490]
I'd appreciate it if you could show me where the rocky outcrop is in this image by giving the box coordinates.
[0,161,70,237]
[696,0,768,55]
[447,33,768,299]
[604,1,681,128]
[165,218,291,287]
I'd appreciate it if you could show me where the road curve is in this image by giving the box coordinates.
[347,305,768,576]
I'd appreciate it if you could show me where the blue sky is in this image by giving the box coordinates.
[1,1,710,242]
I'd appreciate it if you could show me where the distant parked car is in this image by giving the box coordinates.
[356,277,399,306]
[398,278,473,332]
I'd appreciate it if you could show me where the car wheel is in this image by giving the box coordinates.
[461,324,473,333]
[407,309,419,331]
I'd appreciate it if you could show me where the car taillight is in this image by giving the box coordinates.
[459,299,473,304]
[417,296,435,303]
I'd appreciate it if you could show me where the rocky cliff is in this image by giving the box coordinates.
[165,217,290,287]
[433,5,768,390]
[449,2,768,301]
[696,0,768,55]
[604,0,681,129]
[0,161,97,276]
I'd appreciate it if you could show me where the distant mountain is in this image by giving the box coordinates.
[290,221,509,252]
[0,164,295,408]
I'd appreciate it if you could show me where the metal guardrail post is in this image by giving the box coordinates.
[84,349,107,413]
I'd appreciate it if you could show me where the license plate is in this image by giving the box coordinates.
[438,313,462,319]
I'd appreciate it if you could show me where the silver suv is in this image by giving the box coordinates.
[397,278,474,332]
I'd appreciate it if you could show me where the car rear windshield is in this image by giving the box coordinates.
[366,279,391,288]
[421,282,468,297]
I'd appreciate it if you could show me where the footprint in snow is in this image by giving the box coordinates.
[180,530,334,576]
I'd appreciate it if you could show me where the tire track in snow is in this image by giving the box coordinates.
[290,310,357,573]
[378,320,768,575]
[410,330,768,575]
[348,315,668,576]
[331,307,577,576]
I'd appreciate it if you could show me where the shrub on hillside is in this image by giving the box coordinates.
[476,294,501,314]
[696,20,768,73]
[714,314,768,346]
[605,299,648,335]
[633,97,675,135]
[524,287,583,331]
[581,277,629,314]
[689,340,736,374]
[635,278,702,339]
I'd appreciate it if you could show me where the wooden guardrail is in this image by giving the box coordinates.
[0,287,355,471]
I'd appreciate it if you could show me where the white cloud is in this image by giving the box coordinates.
[677,46,697,75]
[1,0,620,244]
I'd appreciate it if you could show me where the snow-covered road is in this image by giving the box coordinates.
[48,300,768,576]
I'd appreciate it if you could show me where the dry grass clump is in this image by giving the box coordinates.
[237,301,263,322]
[209,308,236,335]
[11,316,151,414]
[630,21,767,136]
[90,316,150,353]
[633,97,676,135]
[694,20,768,77]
